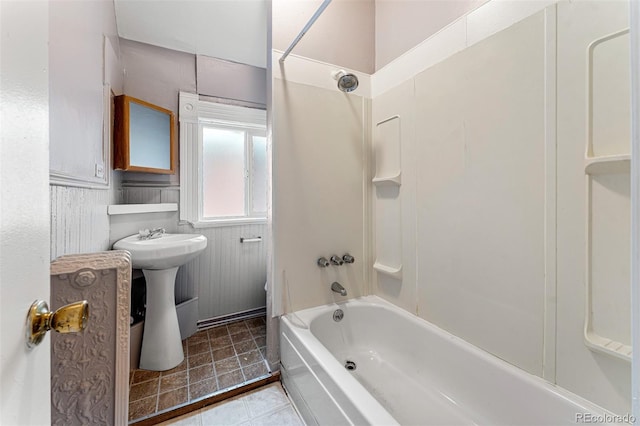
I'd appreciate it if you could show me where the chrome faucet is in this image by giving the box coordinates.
[331,282,347,296]
[138,227,165,240]
[342,253,355,264]
[330,255,344,266]
[317,257,330,267]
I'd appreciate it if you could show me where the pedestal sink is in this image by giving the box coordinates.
[114,233,207,371]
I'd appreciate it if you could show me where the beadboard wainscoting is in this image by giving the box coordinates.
[50,185,117,259]
[120,185,268,322]
[176,223,268,320]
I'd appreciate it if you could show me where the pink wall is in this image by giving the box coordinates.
[272,0,375,74]
[375,0,489,70]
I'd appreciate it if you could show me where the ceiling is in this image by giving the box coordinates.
[114,0,267,68]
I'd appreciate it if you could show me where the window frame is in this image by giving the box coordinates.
[179,92,267,228]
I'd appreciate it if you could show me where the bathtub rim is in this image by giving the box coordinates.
[282,295,616,420]
[281,312,399,425]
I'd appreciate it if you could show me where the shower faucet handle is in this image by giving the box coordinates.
[342,254,355,264]
[317,257,330,268]
[330,255,344,266]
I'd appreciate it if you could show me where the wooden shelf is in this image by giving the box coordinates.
[372,172,402,187]
[373,262,402,279]
[584,154,630,175]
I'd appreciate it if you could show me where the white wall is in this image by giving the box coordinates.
[49,0,121,187]
[49,0,123,260]
[272,77,369,314]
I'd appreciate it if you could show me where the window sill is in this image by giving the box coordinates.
[184,217,267,229]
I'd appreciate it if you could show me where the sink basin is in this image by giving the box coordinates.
[113,233,207,270]
[113,232,207,371]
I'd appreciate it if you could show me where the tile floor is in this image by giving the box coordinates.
[157,383,304,426]
[129,316,269,422]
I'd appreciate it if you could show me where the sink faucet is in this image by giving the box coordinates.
[331,282,347,296]
[138,227,165,240]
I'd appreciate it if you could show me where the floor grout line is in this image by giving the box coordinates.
[209,327,220,393]
[129,316,268,423]
[185,339,191,402]
[154,371,160,414]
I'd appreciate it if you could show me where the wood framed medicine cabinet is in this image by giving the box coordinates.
[114,95,176,174]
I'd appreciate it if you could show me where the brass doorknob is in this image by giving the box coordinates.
[26,300,89,348]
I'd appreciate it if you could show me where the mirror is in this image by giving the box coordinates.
[113,95,176,174]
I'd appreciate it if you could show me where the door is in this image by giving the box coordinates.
[0,1,52,424]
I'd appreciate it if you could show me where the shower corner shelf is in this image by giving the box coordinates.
[372,172,402,187]
[373,262,403,279]
[584,154,630,175]
[584,331,631,362]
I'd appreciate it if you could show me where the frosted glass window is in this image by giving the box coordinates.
[129,102,171,169]
[252,136,267,214]
[201,126,267,220]
[202,128,245,218]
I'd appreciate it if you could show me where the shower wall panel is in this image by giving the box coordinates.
[272,79,368,313]
[413,11,547,377]
[371,1,632,414]
[371,80,417,314]
[556,0,631,413]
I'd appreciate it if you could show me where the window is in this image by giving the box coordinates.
[179,92,267,226]
[201,127,267,219]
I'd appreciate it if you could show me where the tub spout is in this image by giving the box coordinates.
[331,282,347,296]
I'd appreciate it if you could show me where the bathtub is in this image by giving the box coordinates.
[280,296,614,426]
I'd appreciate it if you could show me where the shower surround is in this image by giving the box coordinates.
[272,0,631,418]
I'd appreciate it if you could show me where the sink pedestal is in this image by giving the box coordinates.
[112,233,207,371]
[140,267,184,371]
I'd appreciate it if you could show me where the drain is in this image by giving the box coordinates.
[333,309,344,322]
[344,360,357,371]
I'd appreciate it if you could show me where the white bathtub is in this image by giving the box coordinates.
[280,296,614,426]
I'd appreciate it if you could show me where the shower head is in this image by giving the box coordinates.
[332,70,359,93]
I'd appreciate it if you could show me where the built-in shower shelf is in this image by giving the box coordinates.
[372,173,402,187]
[584,154,630,175]
[373,262,403,279]
[584,331,631,362]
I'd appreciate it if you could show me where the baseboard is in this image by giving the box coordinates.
[197,306,267,329]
